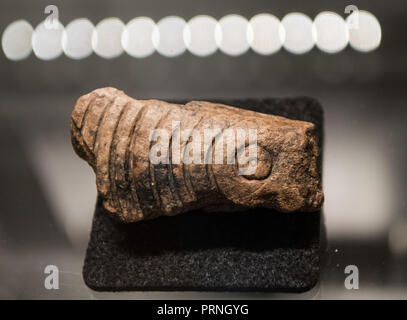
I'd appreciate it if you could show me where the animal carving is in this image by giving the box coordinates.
[71,87,323,222]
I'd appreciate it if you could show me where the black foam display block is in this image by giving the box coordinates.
[83,97,324,292]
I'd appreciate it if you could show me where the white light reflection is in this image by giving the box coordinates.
[314,11,349,54]
[32,20,64,60]
[153,16,187,57]
[122,17,156,58]
[62,18,94,59]
[2,12,382,60]
[215,14,252,56]
[281,12,315,54]
[92,17,124,59]
[347,10,381,53]
[184,15,218,57]
[1,20,33,61]
[249,13,285,55]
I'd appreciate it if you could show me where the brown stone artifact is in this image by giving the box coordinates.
[71,87,324,223]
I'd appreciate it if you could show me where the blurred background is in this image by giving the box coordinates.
[0,0,406,299]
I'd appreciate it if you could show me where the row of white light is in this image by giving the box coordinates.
[2,11,381,61]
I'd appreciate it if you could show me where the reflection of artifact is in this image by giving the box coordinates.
[71,87,324,223]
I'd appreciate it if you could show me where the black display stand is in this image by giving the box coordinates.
[83,97,324,292]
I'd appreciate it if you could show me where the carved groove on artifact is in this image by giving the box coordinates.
[167,127,184,209]
[206,126,232,196]
[79,94,99,151]
[112,102,135,217]
[82,94,104,151]
[109,101,130,216]
[76,93,93,130]
[148,109,171,215]
[134,112,157,219]
[93,96,116,152]
[71,118,94,165]
[181,116,204,202]
[96,95,122,209]
[127,104,147,218]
